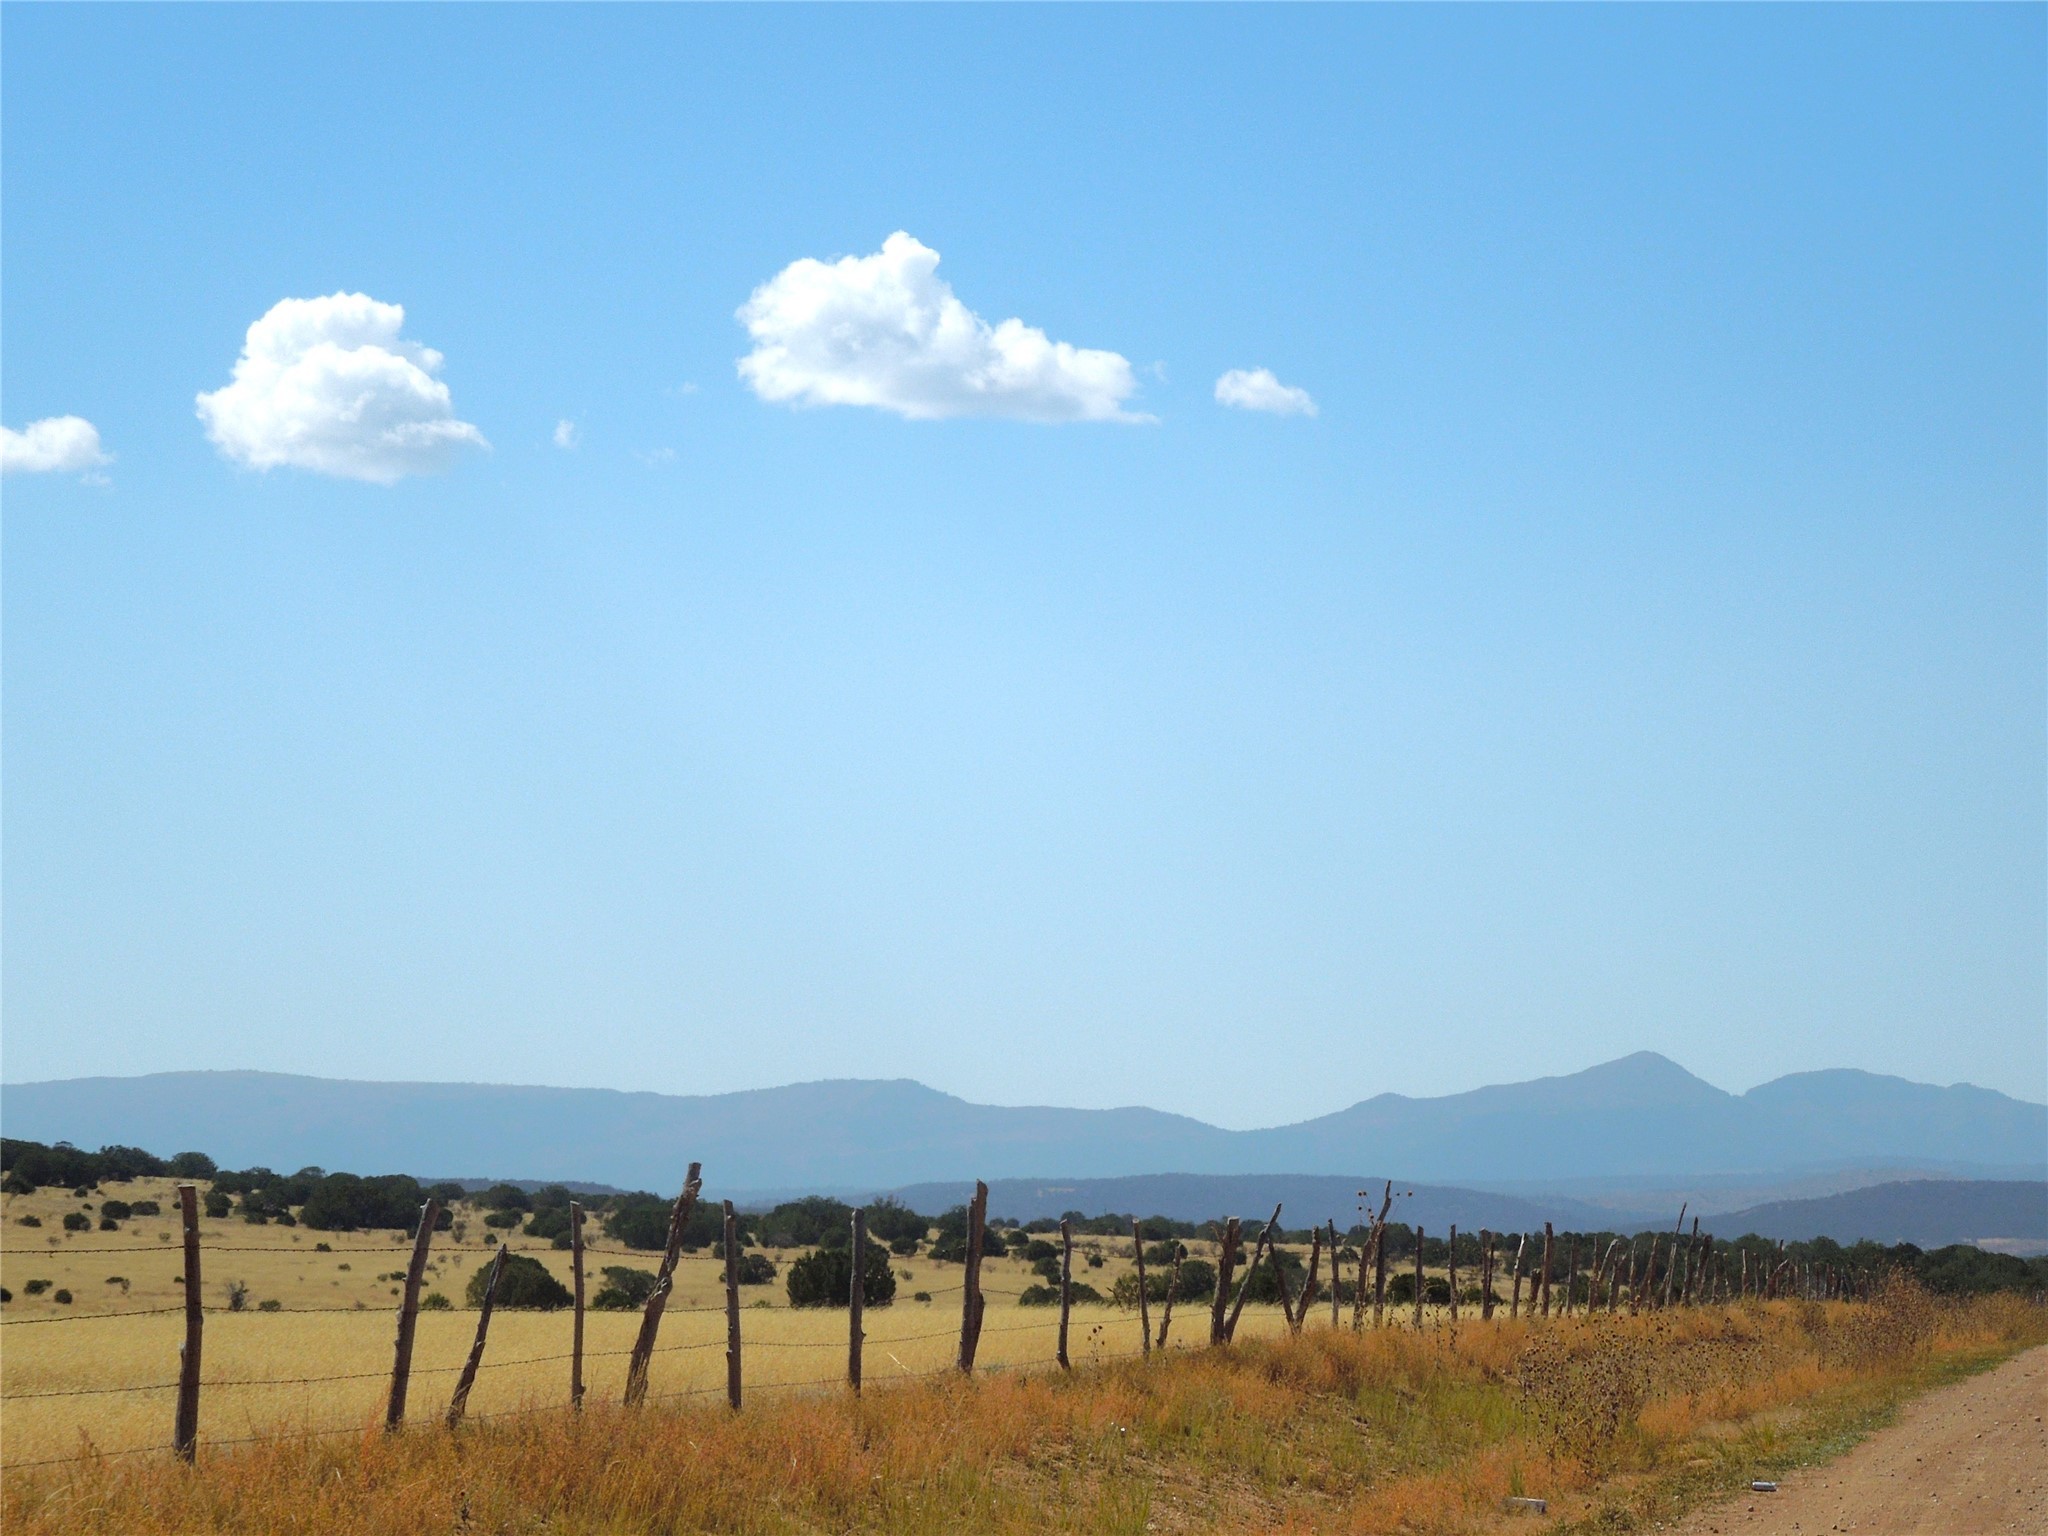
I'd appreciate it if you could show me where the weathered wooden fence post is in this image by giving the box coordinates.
[1373,1214,1390,1327]
[447,1241,509,1428]
[1413,1225,1426,1330]
[1660,1206,1688,1309]
[1132,1220,1151,1357]
[623,1163,704,1407]
[1562,1234,1577,1316]
[1225,1205,1282,1343]
[1293,1225,1322,1334]
[1157,1243,1184,1350]
[849,1209,866,1393]
[1510,1233,1527,1318]
[956,1180,988,1374]
[172,1184,203,1462]
[570,1200,586,1410]
[1209,1218,1242,1345]
[1480,1230,1495,1321]
[384,1196,441,1432]
[723,1201,742,1411]
[1538,1224,1554,1318]
[1447,1225,1459,1325]
[1329,1220,1342,1328]
[1056,1216,1074,1370]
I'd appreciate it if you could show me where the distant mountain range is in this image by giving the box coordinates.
[1716,1180,2048,1250]
[4,1053,2040,1200]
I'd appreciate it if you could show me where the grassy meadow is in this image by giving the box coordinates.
[4,1252,2041,1535]
[1,1178,1300,1468]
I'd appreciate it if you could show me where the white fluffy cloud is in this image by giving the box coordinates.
[553,418,580,449]
[1214,367,1317,417]
[738,232,1146,423]
[196,293,487,483]
[2,415,110,476]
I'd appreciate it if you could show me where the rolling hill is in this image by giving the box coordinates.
[3,1053,2040,1198]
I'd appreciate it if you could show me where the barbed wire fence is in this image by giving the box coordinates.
[1,1175,1855,1474]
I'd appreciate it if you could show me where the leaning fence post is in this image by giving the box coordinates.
[1538,1224,1554,1318]
[623,1163,704,1407]
[1209,1218,1241,1345]
[1660,1206,1687,1309]
[447,1241,509,1428]
[849,1209,866,1393]
[1562,1234,1577,1316]
[172,1183,203,1462]
[1510,1233,1527,1318]
[1447,1225,1459,1325]
[1480,1230,1495,1321]
[1057,1217,1074,1369]
[1293,1225,1322,1334]
[1225,1205,1282,1343]
[723,1201,742,1411]
[1329,1220,1342,1328]
[1132,1220,1151,1357]
[570,1200,586,1410]
[1372,1212,1389,1327]
[956,1180,988,1373]
[1157,1242,1183,1350]
[1413,1225,1426,1330]
[384,1196,440,1432]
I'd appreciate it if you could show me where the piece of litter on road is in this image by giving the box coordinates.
[1749,1480,1778,1493]
[1503,1496,1548,1514]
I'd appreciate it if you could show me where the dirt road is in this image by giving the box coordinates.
[1668,1345,2047,1535]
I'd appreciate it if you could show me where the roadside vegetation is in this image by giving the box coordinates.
[4,1275,2042,1535]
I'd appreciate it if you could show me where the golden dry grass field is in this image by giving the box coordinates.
[1,1178,1325,1468]
[4,1260,2043,1536]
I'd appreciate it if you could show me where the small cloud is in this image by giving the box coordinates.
[637,447,676,466]
[1214,367,1317,417]
[196,292,488,483]
[553,419,580,450]
[737,231,1148,423]
[667,381,700,398]
[2,415,110,476]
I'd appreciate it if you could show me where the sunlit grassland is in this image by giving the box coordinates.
[3,1179,1302,1466]
[5,1288,2041,1536]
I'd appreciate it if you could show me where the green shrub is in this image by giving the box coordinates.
[62,1212,91,1232]
[598,1266,658,1307]
[1018,1281,1104,1307]
[736,1252,777,1285]
[482,1209,524,1230]
[257,1299,282,1312]
[421,1293,453,1311]
[16,1215,40,1228]
[100,1200,133,1221]
[864,1198,928,1250]
[24,1279,50,1296]
[786,1243,895,1308]
[468,1253,573,1310]
[52,1289,73,1305]
[524,1205,572,1242]
[128,1200,160,1217]
[99,1217,121,1231]
[203,1191,232,1219]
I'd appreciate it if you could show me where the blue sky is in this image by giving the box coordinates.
[4,6,2042,1125]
